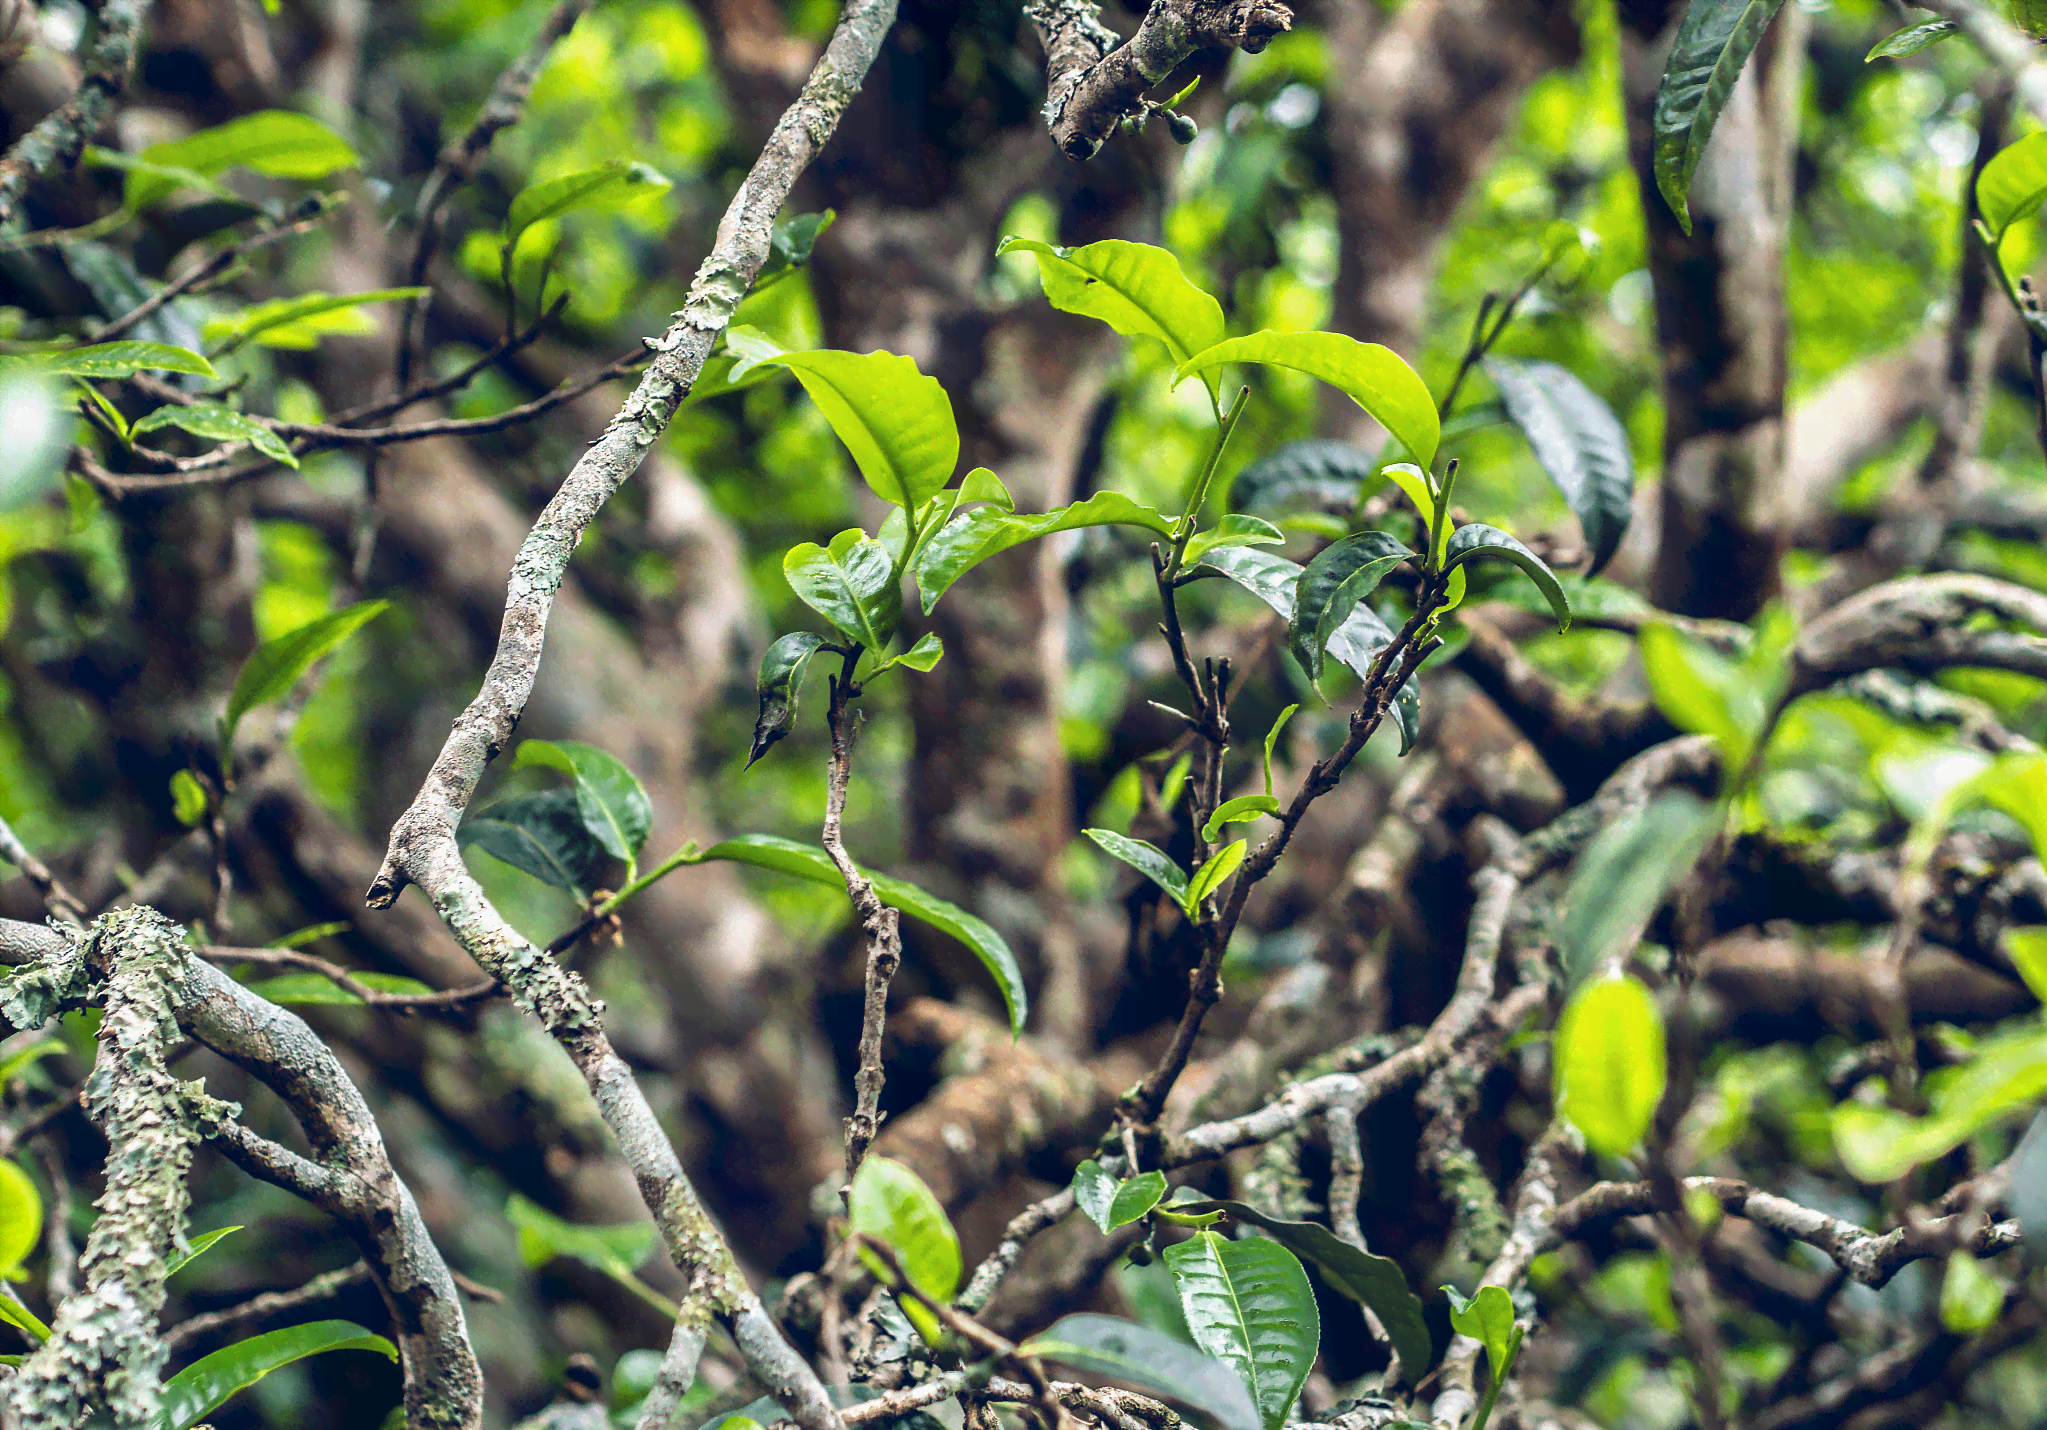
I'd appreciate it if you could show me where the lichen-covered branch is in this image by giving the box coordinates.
[0,0,146,226]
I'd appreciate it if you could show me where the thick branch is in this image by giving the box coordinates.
[0,0,145,226]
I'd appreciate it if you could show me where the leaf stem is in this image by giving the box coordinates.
[1166,385,1250,579]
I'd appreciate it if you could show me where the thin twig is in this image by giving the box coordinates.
[200,945,501,1012]
[93,202,343,345]
[162,1262,374,1352]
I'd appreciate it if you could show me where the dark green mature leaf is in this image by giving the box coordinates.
[1198,547,1304,622]
[1651,0,1789,234]
[1164,1230,1319,1430]
[0,1160,38,1274]
[1291,532,1412,682]
[997,238,1226,384]
[1555,976,1666,1156]
[1176,331,1439,471]
[201,288,428,352]
[914,492,1173,611]
[784,529,902,649]
[505,160,672,255]
[1556,791,1717,989]
[2013,1112,2046,1266]
[1174,1200,1432,1378]
[223,601,388,747]
[515,740,653,865]
[689,834,1026,1032]
[757,349,957,511]
[507,1193,656,1280]
[1324,604,1421,755]
[1978,133,2047,242]
[1019,1314,1260,1430]
[1083,829,1190,908]
[750,632,828,765]
[128,110,357,209]
[2,341,216,380]
[458,788,604,894]
[1482,357,1633,575]
[1109,1172,1169,1227]
[153,1321,395,1430]
[756,209,836,283]
[1073,1159,1120,1232]
[1444,1285,1519,1380]
[1230,440,1377,518]
[1864,17,1957,58]
[1444,525,1569,632]
[132,402,297,468]
[1184,840,1246,915]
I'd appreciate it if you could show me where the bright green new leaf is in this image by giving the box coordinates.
[913,492,1172,611]
[515,739,653,866]
[82,145,239,206]
[1978,132,2047,242]
[1083,829,1189,908]
[750,632,829,766]
[1019,1314,1259,1430]
[223,600,388,749]
[1184,514,1286,564]
[1482,357,1633,576]
[132,402,297,468]
[756,349,957,511]
[1290,531,1412,682]
[1638,622,1760,771]
[1263,705,1297,794]
[1382,462,1436,536]
[1555,792,1718,989]
[1163,1230,1319,1430]
[0,1040,61,1089]
[201,288,428,353]
[2005,927,2047,1005]
[1831,1021,2047,1181]
[129,110,357,210]
[878,632,945,675]
[242,970,434,1006]
[1865,18,1958,59]
[1175,331,1439,471]
[169,770,209,828]
[1555,976,1667,1156]
[508,1193,657,1281]
[1444,1284,1519,1379]
[1203,795,1280,843]
[1651,0,1790,234]
[2,341,215,381]
[267,922,350,950]
[0,1161,39,1274]
[505,160,673,257]
[1184,840,1246,915]
[688,834,1026,1032]
[849,1155,960,1344]
[1940,1251,2004,1333]
[784,529,902,649]
[1444,524,1569,632]
[153,1321,396,1430]
[997,238,1225,390]
[165,1225,243,1279]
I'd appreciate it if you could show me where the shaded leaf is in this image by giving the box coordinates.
[1109,1172,1169,1228]
[1939,1251,2004,1333]
[1444,1284,1517,1377]
[1176,332,1439,471]
[507,1193,656,1280]
[1018,1314,1259,1430]
[243,970,433,1006]
[849,1156,959,1344]
[755,349,957,511]
[1482,357,1633,575]
[153,1320,395,1430]
[515,739,653,865]
[2013,1112,2046,1267]
[1651,0,1789,234]
[165,1225,243,1279]
[505,160,672,255]
[224,601,387,747]
[756,209,836,282]
[1865,18,1957,58]
[130,110,357,210]
[458,788,604,894]
[0,1161,38,1274]
[2,341,215,380]
[1197,546,1304,623]
[1073,1159,1120,1233]
[784,529,902,649]
[1083,829,1189,908]
[1163,1230,1319,1430]
[201,288,427,353]
[914,492,1173,612]
[1555,976,1666,1156]
[750,632,828,766]
[1444,524,1569,632]
[1230,440,1376,518]
[1556,791,1718,989]
[132,402,297,468]
[1638,621,1761,770]
[1290,531,1412,683]
[688,835,1026,1032]
[1324,603,1421,756]
[0,1041,62,1088]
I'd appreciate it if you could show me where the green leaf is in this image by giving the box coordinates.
[1184,840,1246,915]
[1263,705,1297,795]
[1444,524,1569,632]
[0,1040,61,1088]
[1325,603,1421,755]
[1108,1172,1169,1228]
[1073,1159,1120,1233]
[201,288,428,353]
[1555,792,1718,989]
[0,1161,39,1274]
[169,770,209,828]
[755,349,957,511]
[755,209,836,283]
[1382,462,1437,537]
[1939,1251,2004,1333]
[81,145,239,206]
[223,600,387,747]
[1197,546,1304,622]
[876,632,945,675]
[1083,829,1189,908]
[153,1320,396,1430]
[131,402,297,468]
[996,238,1225,385]
[2005,927,2047,1005]
[504,160,673,257]
[1230,440,1377,518]
[1175,331,1439,471]
[243,971,434,1007]
[1163,1230,1319,1430]
[165,1225,243,1279]
[267,922,350,950]
[1171,1200,1431,1378]
[1482,357,1633,576]
[1831,1021,2047,1181]
[750,632,828,766]
[2,341,216,380]
[1555,975,1666,1156]
[1184,514,1286,565]
[1978,132,2047,242]
[913,492,1173,612]
[514,739,653,865]
[129,110,358,210]
[784,529,902,649]
[689,834,1027,1033]
[1638,621,1759,770]
[1651,0,1789,234]
[1018,1314,1259,1430]
[1444,1284,1518,1379]
[457,788,605,895]
[507,1193,657,1282]
[1202,795,1280,843]
[1290,531,1412,683]
[849,1156,960,1345]
[1864,17,1957,59]
[0,1293,49,1346]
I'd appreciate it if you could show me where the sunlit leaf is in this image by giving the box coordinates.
[223,601,387,749]
[129,110,358,210]
[1202,795,1280,843]
[1163,1230,1318,1430]
[505,160,673,256]
[153,1320,395,1430]
[1864,18,1957,59]
[913,492,1172,612]
[0,1161,39,1275]
[997,238,1226,392]
[1,341,215,380]
[1175,331,1439,471]
[1978,132,2047,242]
[132,402,297,467]
[754,349,957,511]
[1555,976,1666,1156]
[1184,840,1246,915]
[849,1156,960,1345]
[201,288,427,352]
